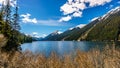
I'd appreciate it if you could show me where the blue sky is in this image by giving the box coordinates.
[1,0,120,37]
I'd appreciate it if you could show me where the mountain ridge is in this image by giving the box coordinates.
[41,6,120,41]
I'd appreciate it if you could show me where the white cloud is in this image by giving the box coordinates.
[85,0,111,7]
[21,13,38,24]
[60,0,112,22]
[21,18,69,26]
[73,11,82,17]
[21,13,69,26]
[72,2,86,10]
[0,0,17,7]
[0,0,4,4]
[76,24,86,28]
[59,15,72,22]
[90,17,99,22]
[38,19,65,26]
[60,3,77,15]
[60,2,86,15]
[10,0,17,7]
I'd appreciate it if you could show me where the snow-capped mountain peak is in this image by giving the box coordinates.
[68,6,120,32]
[58,31,63,34]
[101,6,120,20]
[68,24,86,31]
[51,30,62,35]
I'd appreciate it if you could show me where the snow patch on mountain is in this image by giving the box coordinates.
[101,6,120,19]
[91,17,99,22]
[76,24,86,28]
[69,24,86,31]
[51,30,63,36]
[69,27,74,30]
[58,31,63,34]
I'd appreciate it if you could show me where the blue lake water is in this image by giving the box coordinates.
[21,41,108,56]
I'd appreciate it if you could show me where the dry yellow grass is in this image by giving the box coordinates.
[0,45,120,68]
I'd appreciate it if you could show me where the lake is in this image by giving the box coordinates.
[21,41,109,56]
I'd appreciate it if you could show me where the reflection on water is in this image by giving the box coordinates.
[21,41,105,56]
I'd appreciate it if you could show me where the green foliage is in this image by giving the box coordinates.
[0,0,32,52]
[86,12,120,41]
[18,33,32,43]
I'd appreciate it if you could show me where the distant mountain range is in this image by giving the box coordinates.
[40,6,120,41]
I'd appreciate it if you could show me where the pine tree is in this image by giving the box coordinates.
[12,6,20,30]
[4,0,11,24]
[0,0,21,52]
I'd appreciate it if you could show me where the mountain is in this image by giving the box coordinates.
[42,6,120,41]
[86,7,120,41]
[42,19,98,41]
[42,30,62,41]
[56,27,81,41]
[32,37,43,41]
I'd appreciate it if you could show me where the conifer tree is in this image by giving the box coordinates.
[0,0,21,52]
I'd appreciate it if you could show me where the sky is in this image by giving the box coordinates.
[0,0,120,37]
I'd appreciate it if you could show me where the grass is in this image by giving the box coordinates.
[0,45,120,68]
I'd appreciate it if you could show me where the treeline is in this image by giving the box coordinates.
[0,0,32,52]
